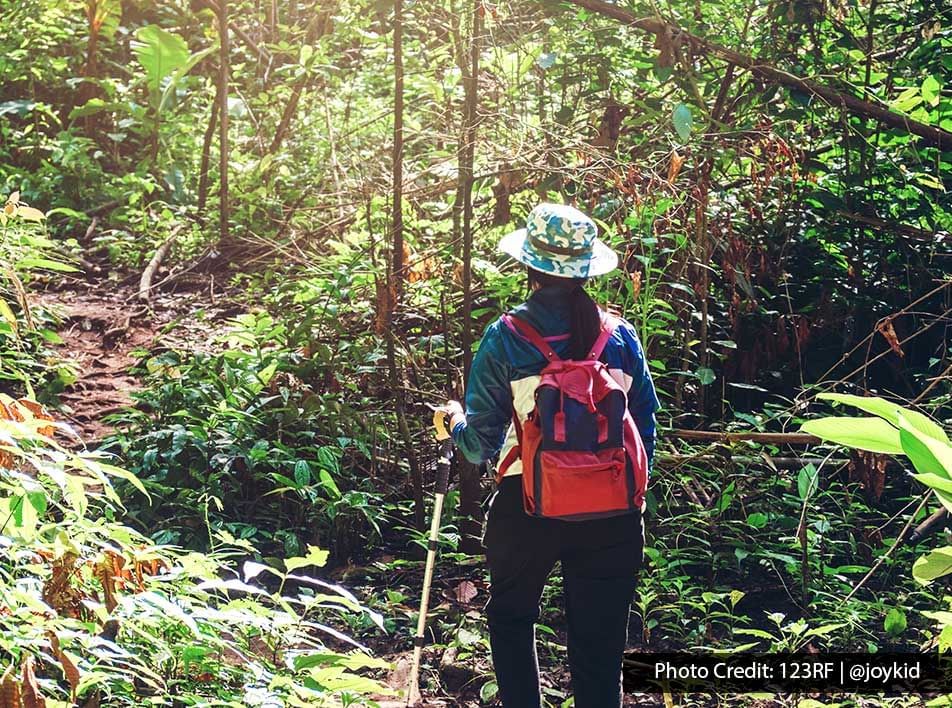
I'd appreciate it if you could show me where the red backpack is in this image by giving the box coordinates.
[496,312,649,520]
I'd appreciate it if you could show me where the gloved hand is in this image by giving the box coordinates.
[432,400,464,440]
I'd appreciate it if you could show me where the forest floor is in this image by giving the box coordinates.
[35,273,239,442]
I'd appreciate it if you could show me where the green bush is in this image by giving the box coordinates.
[0,193,78,399]
[0,393,391,706]
[105,312,385,559]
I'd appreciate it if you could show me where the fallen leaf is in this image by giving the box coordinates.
[454,580,478,604]
[47,632,80,701]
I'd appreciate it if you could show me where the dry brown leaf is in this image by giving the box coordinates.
[877,319,904,358]
[21,655,46,708]
[630,271,642,300]
[95,555,119,613]
[47,632,80,701]
[407,255,439,283]
[43,553,83,618]
[453,580,478,604]
[0,663,21,708]
[0,400,23,423]
[849,450,888,503]
[16,399,55,437]
[667,150,685,183]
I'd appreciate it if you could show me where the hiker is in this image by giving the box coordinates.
[433,203,659,708]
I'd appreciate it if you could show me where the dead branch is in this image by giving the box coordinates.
[82,216,99,244]
[138,226,184,302]
[837,210,948,243]
[669,429,820,445]
[659,454,902,470]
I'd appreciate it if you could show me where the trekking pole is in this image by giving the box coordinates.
[406,437,453,706]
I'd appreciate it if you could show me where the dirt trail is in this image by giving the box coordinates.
[35,278,237,444]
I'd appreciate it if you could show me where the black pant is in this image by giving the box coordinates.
[483,476,644,708]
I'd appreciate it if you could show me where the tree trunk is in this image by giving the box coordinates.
[198,86,220,214]
[390,0,405,304]
[457,0,483,554]
[218,0,230,243]
[384,0,425,532]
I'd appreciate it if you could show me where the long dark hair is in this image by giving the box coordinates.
[527,268,601,360]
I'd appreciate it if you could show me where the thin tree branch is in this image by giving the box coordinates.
[559,0,952,150]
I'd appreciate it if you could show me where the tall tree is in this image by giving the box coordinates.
[218,0,230,243]
[390,0,405,302]
[456,0,483,553]
[385,0,425,531]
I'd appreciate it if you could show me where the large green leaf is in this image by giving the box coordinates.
[157,44,218,114]
[799,417,903,454]
[798,463,818,500]
[285,545,330,572]
[672,103,693,141]
[913,546,952,584]
[818,393,949,444]
[912,474,952,514]
[914,473,952,496]
[132,26,190,100]
[884,608,907,637]
[898,415,952,475]
[898,415,952,511]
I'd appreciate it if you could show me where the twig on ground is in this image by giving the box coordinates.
[138,226,185,302]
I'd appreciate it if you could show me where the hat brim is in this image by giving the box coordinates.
[498,228,618,278]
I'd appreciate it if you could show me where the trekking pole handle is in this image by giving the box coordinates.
[435,439,453,496]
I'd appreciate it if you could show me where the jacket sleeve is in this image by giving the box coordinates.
[617,321,660,470]
[451,320,513,464]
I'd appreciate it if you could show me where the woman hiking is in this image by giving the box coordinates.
[433,203,659,708]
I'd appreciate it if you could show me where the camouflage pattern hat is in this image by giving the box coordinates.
[497,203,618,279]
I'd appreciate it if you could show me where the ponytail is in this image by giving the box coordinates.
[526,268,601,360]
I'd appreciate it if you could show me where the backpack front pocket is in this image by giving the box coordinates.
[535,448,632,519]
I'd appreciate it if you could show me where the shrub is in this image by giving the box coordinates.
[0,394,391,706]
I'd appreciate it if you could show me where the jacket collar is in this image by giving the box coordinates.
[527,284,575,309]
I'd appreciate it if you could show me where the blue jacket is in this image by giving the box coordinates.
[452,286,659,475]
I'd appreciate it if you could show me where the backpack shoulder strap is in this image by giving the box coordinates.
[587,310,618,361]
[501,314,561,362]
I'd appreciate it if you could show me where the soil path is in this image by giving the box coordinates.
[35,278,237,443]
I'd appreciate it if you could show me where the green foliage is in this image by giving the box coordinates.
[1,0,950,699]
[105,312,385,558]
[0,394,388,706]
[672,103,693,142]
[0,193,77,397]
[801,393,952,651]
[132,26,191,105]
[803,393,952,532]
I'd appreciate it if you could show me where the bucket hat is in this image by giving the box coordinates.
[497,203,618,279]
